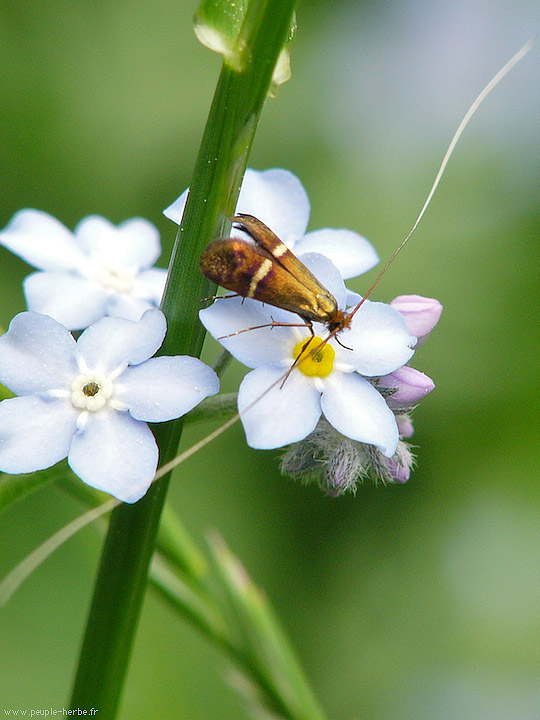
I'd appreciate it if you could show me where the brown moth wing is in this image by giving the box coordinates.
[200,233,338,323]
[232,214,328,293]
[228,214,338,322]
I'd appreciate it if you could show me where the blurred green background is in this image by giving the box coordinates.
[1,1,539,718]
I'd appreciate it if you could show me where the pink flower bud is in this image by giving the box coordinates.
[385,457,410,484]
[397,415,414,438]
[380,366,435,409]
[380,441,414,484]
[391,295,442,345]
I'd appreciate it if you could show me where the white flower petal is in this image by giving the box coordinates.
[76,309,167,372]
[297,252,349,309]
[102,265,166,321]
[321,372,399,457]
[23,271,108,330]
[238,365,321,449]
[0,395,77,472]
[0,312,77,394]
[347,289,362,307]
[105,294,160,323]
[68,410,158,503]
[235,168,310,244]
[0,209,86,272]
[133,268,167,304]
[164,168,310,246]
[296,228,379,280]
[200,296,299,368]
[163,188,188,224]
[117,356,219,422]
[74,216,161,269]
[116,218,162,267]
[344,301,416,376]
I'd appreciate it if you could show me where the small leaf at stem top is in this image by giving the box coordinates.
[194,0,295,86]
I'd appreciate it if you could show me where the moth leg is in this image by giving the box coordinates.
[217,320,312,341]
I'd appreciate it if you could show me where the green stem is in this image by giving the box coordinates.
[69,1,297,716]
[69,477,170,715]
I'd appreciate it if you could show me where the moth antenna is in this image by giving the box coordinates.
[352,37,535,315]
[213,40,535,420]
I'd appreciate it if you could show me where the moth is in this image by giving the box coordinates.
[199,213,352,339]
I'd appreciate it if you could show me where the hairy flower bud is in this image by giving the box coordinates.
[383,455,411,484]
[281,418,416,495]
[365,441,415,485]
[281,419,364,496]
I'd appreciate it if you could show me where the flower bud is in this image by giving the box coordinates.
[380,366,435,409]
[385,441,414,484]
[391,295,442,345]
[365,440,414,484]
[280,419,363,496]
[323,439,362,496]
[384,456,411,484]
[396,414,414,438]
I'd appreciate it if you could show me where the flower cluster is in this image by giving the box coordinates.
[281,295,441,495]
[198,254,441,494]
[0,210,218,503]
[0,167,441,501]
[165,168,442,496]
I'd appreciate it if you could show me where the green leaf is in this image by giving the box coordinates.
[194,0,250,68]
[185,392,238,424]
[208,532,328,720]
[149,557,234,653]
[194,0,296,86]
[0,383,14,401]
[57,473,208,582]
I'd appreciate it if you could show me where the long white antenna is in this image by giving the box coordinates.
[356,37,535,309]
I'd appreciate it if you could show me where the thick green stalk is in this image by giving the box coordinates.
[69,1,297,716]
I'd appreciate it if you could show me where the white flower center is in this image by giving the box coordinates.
[71,372,115,411]
[94,264,136,293]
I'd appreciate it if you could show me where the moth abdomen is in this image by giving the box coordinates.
[200,238,274,298]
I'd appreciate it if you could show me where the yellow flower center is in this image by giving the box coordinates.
[293,336,335,378]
